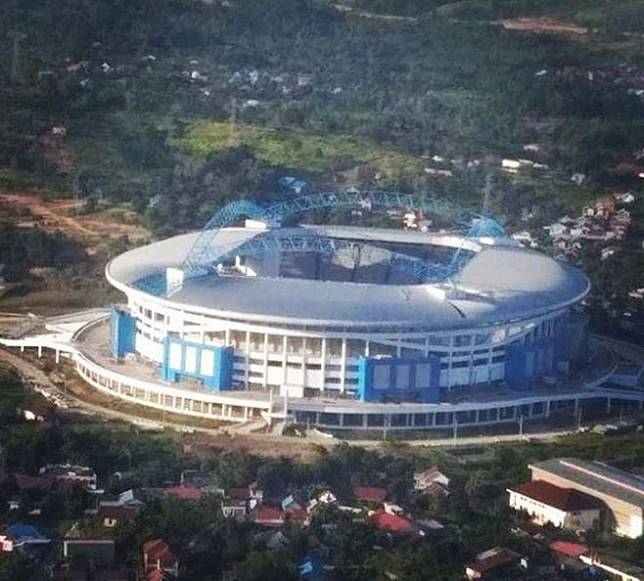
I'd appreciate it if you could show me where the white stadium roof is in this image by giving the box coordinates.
[107,226,590,329]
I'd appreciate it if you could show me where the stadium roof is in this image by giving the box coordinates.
[107,226,589,329]
[530,458,644,509]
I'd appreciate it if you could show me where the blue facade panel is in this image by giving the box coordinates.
[505,338,556,390]
[161,337,234,391]
[357,355,440,403]
[110,309,136,358]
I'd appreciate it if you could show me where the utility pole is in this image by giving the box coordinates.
[9,31,27,85]
[482,171,493,214]
[228,97,237,146]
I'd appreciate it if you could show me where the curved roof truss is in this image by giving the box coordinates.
[183,190,505,277]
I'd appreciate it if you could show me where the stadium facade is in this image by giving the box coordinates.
[97,191,605,427]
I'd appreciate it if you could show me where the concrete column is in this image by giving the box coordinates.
[546,400,551,418]
[340,339,347,394]
[362,414,368,428]
[245,331,251,386]
[301,338,307,388]
[55,350,60,364]
[263,333,269,388]
[37,346,42,357]
[282,336,288,386]
[320,338,327,392]
[607,397,612,415]
[338,414,344,427]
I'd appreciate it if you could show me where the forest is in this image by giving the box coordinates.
[0,0,642,319]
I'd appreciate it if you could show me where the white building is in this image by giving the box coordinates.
[508,479,601,530]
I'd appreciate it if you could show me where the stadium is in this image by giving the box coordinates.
[6,190,639,433]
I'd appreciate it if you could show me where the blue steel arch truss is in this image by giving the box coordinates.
[183,190,505,277]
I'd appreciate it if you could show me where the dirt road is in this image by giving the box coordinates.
[0,193,150,242]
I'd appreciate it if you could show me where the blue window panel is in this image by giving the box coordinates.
[358,356,440,403]
[161,337,234,391]
[110,308,136,358]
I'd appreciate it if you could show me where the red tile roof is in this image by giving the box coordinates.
[164,486,202,501]
[509,480,602,512]
[255,506,284,524]
[145,570,166,581]
[550,541,588,558]
[371,509,412,533]
[143,539,177,566]
[467,548,519,575]
[353,486,387,503]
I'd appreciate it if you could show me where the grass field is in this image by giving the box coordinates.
[177,120,425,179]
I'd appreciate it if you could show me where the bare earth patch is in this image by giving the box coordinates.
[0,193,150,243]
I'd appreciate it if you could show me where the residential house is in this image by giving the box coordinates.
[40,464,97,491]
[353,486,387,504]
[5,524,50,549]
[465,547,521,580]
[370,509,413,534]
[507,480,602,530]
[180,470,223,494]
[99,505,140,528]
[414,466,450,493]
[7,497,21,511]
[308,490,337,512]
[255,506,284,526]
[227,483,263,509]
[528,458,644,538]
[221,499,247,519]
[163,486,202,502]
[142,539,179,578]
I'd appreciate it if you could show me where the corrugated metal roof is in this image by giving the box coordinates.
[530,458,644,509]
